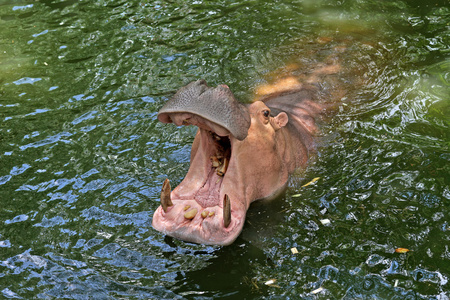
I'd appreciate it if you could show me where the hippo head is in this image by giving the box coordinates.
[152,80,291,246]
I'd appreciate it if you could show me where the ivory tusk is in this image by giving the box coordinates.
[223,194,231,228]
[160,178,173,212]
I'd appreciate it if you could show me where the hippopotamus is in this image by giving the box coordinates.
[152,70,335,245]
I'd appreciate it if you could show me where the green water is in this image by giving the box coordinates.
[0,0,449,299]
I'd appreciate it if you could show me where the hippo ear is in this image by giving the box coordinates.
[272,112,288,130]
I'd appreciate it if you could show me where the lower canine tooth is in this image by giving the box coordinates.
[184,208,198,220]
[160,179,173,212]
[201,211,209,218]
[223,194,231,228]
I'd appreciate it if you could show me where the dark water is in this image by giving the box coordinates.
[1,0,449,299]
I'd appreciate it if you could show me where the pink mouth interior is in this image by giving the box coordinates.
[165,111,233,208]
[194,168,223,207]
[193,131,231,206]
[152,112,246,245]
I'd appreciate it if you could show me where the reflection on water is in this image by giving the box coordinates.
[0,0,449,299]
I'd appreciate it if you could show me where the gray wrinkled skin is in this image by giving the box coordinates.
[158,80,251,140]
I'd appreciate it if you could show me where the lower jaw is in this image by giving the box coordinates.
[152,203,245,246]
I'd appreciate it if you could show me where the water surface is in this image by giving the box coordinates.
[0,0,449,299]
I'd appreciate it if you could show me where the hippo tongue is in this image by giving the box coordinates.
[157,80,251,140]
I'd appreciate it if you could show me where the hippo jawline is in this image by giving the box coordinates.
[152,114,247,246]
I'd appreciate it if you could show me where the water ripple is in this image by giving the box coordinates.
[0,0,448,298]
[19,132,73,151]
[94,243,168,272]
[81,206,151,228]
[12,77,41,85]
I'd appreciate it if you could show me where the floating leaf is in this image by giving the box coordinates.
[291,247,299,254]
[292,194,302,197]
[302,177,320,188]
[395,248,410,253]
[311,287,324,294]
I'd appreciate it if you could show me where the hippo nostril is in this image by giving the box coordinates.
[223,194,231,228]
[160,178,173,212]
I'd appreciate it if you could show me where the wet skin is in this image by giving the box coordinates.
[152,75,329,245]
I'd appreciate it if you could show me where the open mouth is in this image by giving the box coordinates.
[152,80,251,245]
[152,114,247,245]
[161,121,233,225]
[183,129,233,226]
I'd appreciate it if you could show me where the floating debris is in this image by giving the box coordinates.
[291,247,299,254]
[311,287,324,294]
[395,248,410,253]
[264,279,280,288]
[302,177,320,188]
[265,279,276,285]
[320,219,331,225]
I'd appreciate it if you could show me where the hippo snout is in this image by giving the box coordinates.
[157,80,251,141]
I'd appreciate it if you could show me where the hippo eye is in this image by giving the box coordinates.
[262,110,270,118]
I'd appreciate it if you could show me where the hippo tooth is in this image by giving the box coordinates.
[184,208,198,220]
[201,210,209,218]
[210,156,221,168]
[223,194,231,228]
[216,157,228,176]
[160,178,173,212]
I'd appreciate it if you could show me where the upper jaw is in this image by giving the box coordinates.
[157,80,251,141]
[164,112,232,138]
